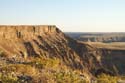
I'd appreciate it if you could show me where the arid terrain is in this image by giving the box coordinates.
[66,32,125,75]
[0,26,125,83]
[66,32,125,42]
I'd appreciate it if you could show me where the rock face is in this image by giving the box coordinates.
[100,48,125,75]
[0,25,84,70]
[0,25,60,39]
[0,25,60,57]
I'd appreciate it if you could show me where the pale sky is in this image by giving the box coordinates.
[0,0,125,32]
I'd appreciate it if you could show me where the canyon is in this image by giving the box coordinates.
[0,25,125,82]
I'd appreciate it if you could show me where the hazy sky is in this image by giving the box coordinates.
[0,0,125,32]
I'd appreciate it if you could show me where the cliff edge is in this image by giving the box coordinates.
[0,25,60,39]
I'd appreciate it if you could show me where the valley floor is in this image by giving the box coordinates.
[85,42,125,50]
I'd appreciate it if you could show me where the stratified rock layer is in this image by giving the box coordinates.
[0,25,60,39]
[0,25,85,70]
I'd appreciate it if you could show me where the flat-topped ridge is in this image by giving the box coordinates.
[0,25,60,39]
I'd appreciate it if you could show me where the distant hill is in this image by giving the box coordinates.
[65,32,125,42]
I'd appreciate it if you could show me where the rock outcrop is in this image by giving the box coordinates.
[0,25,60,39]
[0,25,84,70]
[99,48,125,75]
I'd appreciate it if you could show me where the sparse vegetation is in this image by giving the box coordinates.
[0,53,124,83]
[0,54,89,83]
[97,74,120,83]
[0,50,7,57]
[0,73,18,83]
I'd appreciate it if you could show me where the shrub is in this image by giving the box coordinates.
[0,51,7,57]
[28,57,60,69]
[55,71,89,83]
[0,73,18,83]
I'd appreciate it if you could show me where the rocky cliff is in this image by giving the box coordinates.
[0,25,60,39]
[99,48,125,75]
[0,25,85,70]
